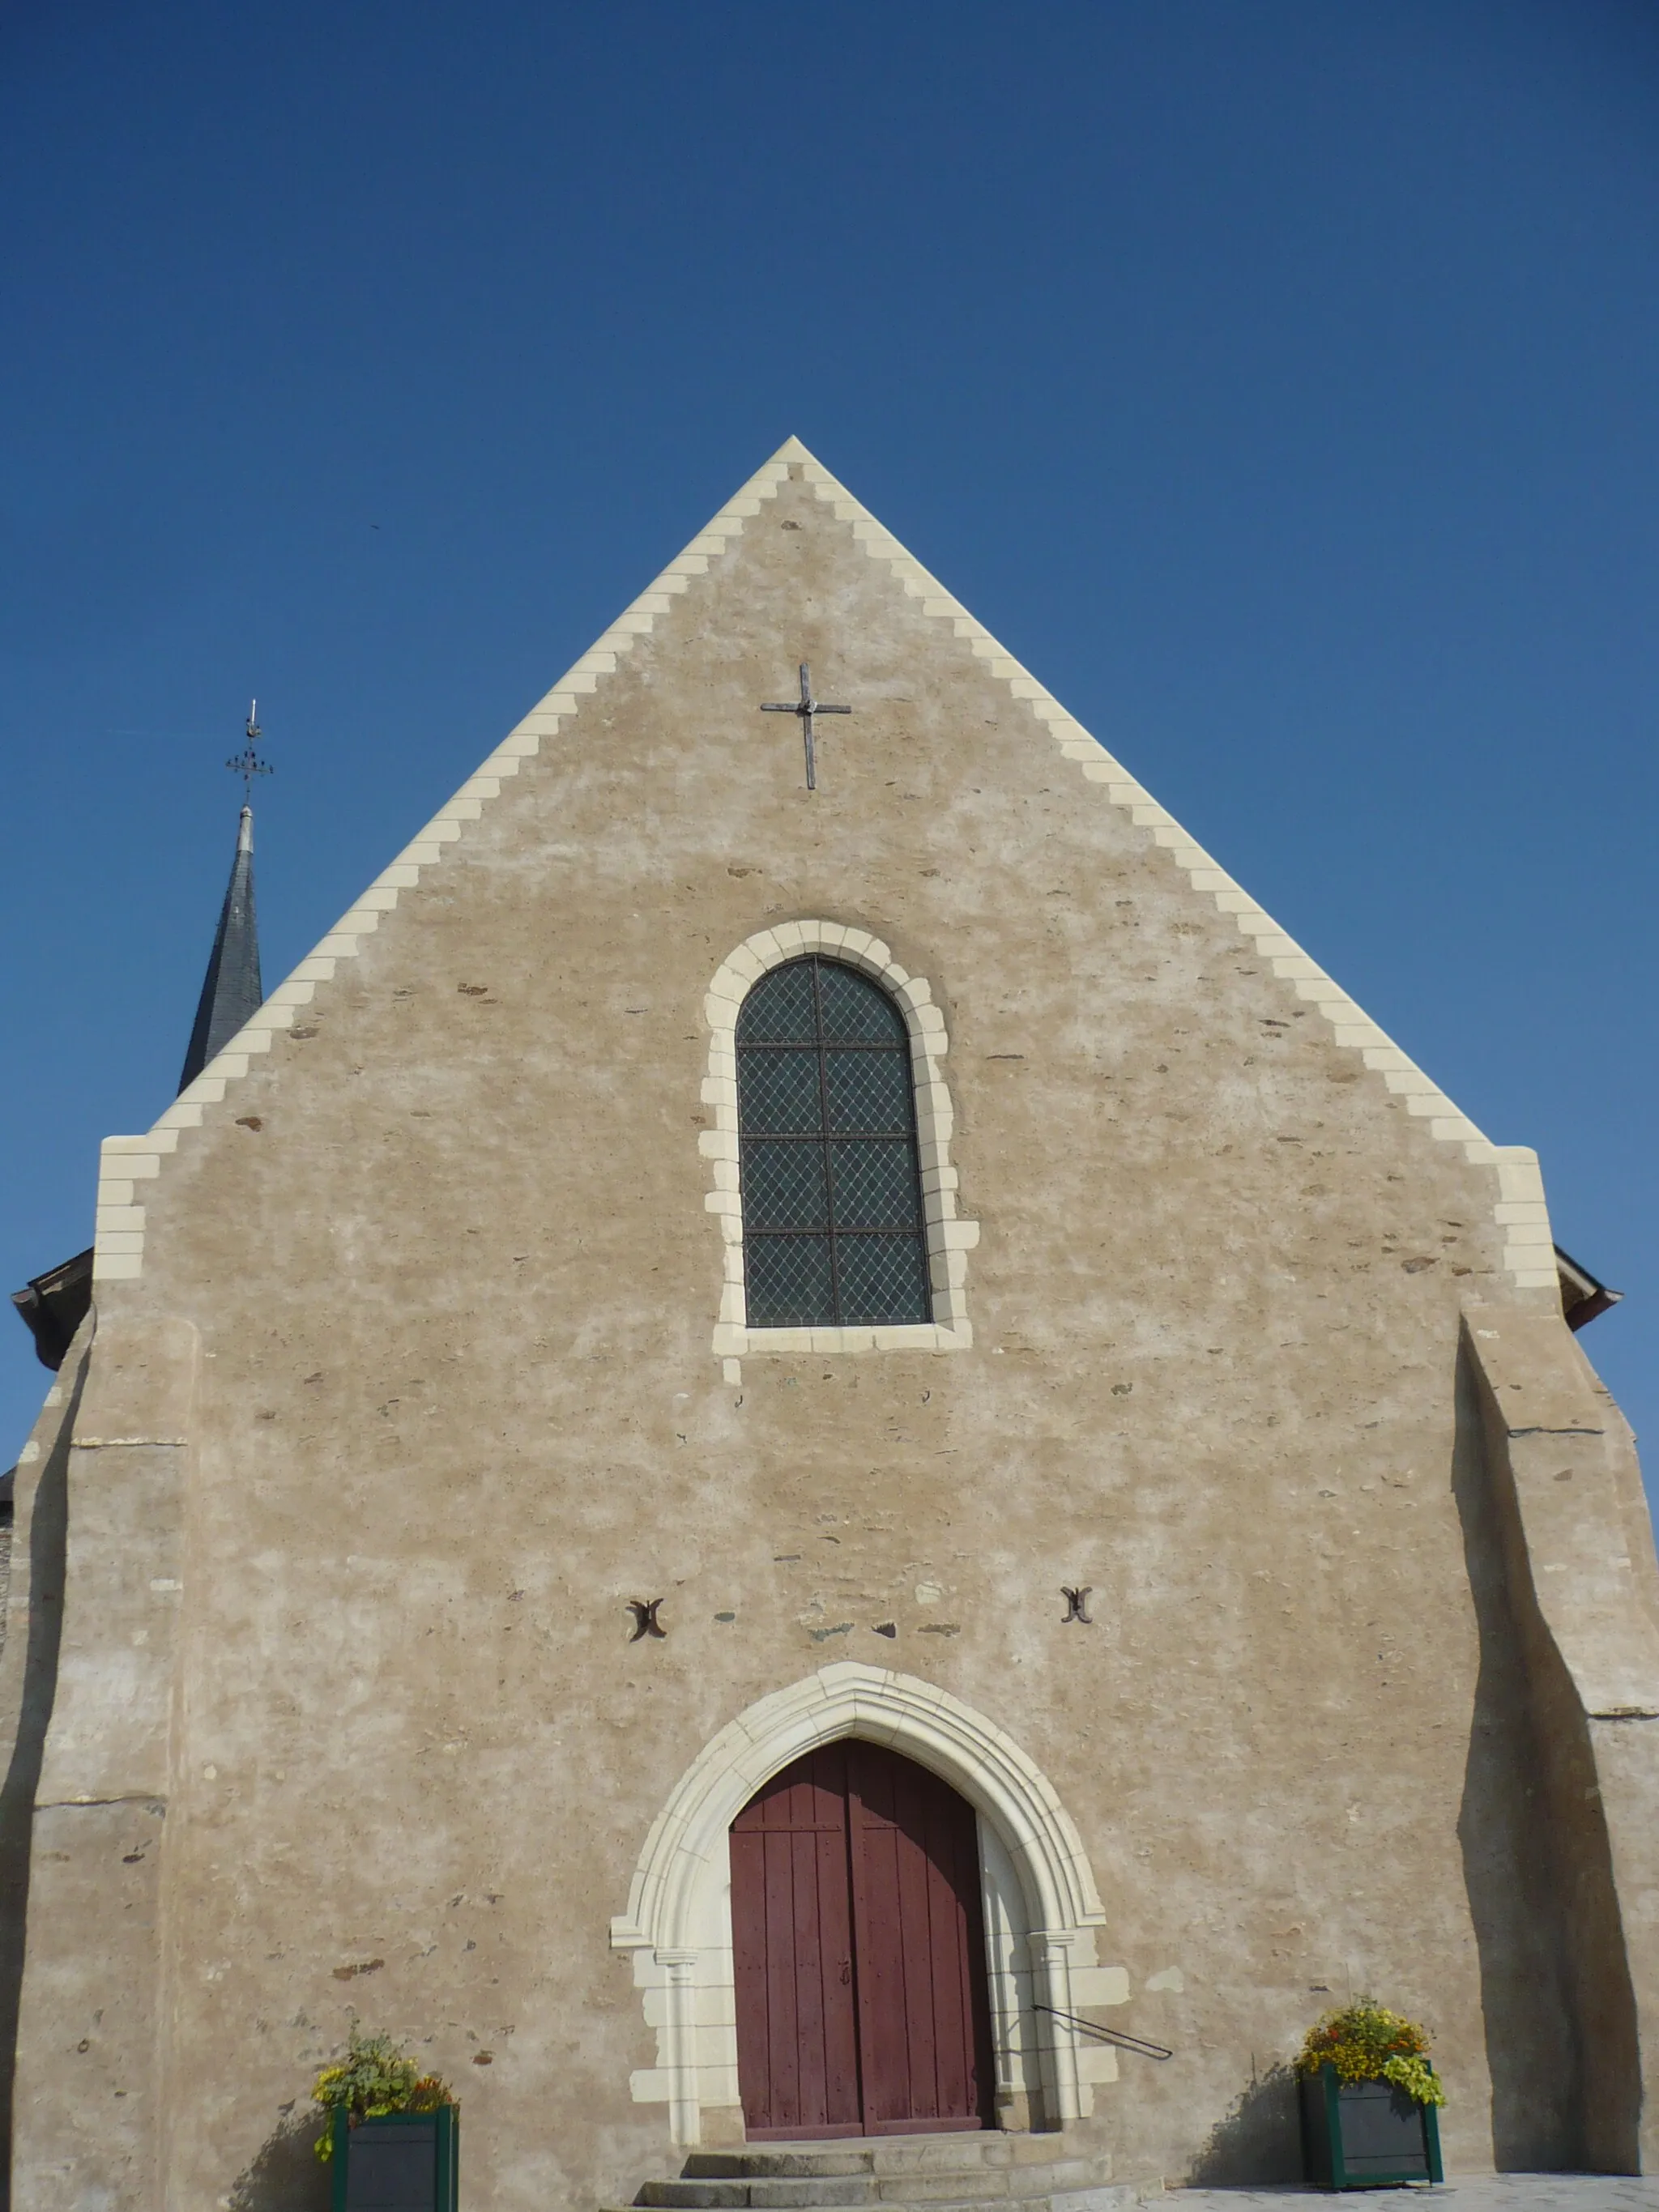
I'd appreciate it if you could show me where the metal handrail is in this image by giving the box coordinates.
[1033,2003,1173,2062]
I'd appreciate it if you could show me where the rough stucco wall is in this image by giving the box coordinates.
[15,466,1648,2208]
[1460,1313,1659,2176]
[1449,1345,1583,2170]
[8,1314,195,2212]
[0,1326,91,2201]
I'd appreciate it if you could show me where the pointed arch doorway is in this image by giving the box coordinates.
[731,1739,996,2139]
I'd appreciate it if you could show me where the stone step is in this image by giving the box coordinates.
[638,2184,877,2209]
[898,2193,1139,2212]
[609,2190,1144,2212]
[683,2133,1095,2179]
[883,2163,1109,2205]
[684,2154,882,2181]
[629,2139,1121,2212]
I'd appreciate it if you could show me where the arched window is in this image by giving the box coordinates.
[736,957,932,1328]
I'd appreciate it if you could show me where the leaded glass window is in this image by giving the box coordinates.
[736,957,932,1328]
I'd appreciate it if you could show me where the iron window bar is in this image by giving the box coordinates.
[1032,2004,1173,2061]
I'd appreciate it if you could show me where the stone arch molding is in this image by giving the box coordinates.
[701,923,979,1375]
[609,1662,1128,2146]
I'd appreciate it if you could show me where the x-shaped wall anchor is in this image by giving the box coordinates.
[627,1598,667,1642]
[1060,1586,1094,1625]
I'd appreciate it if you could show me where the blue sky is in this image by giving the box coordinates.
[3,2,1656,1502]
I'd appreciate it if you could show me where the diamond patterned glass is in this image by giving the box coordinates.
[736,1049,824,1135]
[825,1050,911,1135]
[744,1141,830,1232]
[745,1234,835,1327]
[829,1141,920,1230]
[736,957,931,1328]
[736,961,818,1044]
[818,961,906,1044]
[834,1234,932,1325]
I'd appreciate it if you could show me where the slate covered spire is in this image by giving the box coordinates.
[179,802,264,1093]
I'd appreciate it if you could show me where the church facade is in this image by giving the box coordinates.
[3,440,1657,2209]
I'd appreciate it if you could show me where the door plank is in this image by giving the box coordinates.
[817,1817,861,2125]
[731,1825,772,2127]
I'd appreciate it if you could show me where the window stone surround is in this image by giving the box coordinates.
[702,925,979,1374]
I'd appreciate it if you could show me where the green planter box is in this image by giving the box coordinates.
[1299,2062,1444,2188]
[330,2105,459,2212]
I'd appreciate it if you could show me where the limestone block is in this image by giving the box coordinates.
[1383,1068,1439,1095]
[1497,1157,1546,1203]
[90,1230,142,1256]
[1503,1223,1556,1251]
[102,1135,177,1160]
[1494,1200,1551,1225]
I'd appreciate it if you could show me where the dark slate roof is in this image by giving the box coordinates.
[1556,1245,1623,1332]
[11,1247,93,1371]
[179,805,264,1092]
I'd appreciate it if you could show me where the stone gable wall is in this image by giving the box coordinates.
[8,461,1656,2210]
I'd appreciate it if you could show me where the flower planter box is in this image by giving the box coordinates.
[1300,2062,1444,2188]
[330,2105,459,2212]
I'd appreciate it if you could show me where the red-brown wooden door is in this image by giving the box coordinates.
[731,1741,994,2139]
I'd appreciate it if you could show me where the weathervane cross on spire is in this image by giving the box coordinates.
[226,701,273,804]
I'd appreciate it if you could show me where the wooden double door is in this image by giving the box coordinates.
[730,1741,995,2138]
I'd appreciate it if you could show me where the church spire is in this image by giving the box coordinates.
[178,705,269,1093]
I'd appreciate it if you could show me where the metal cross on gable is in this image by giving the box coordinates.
[760,663,851,791]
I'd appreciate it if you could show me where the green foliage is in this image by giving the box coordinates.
[310,2027,454,2163]
[1294,1997,1447,2109]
